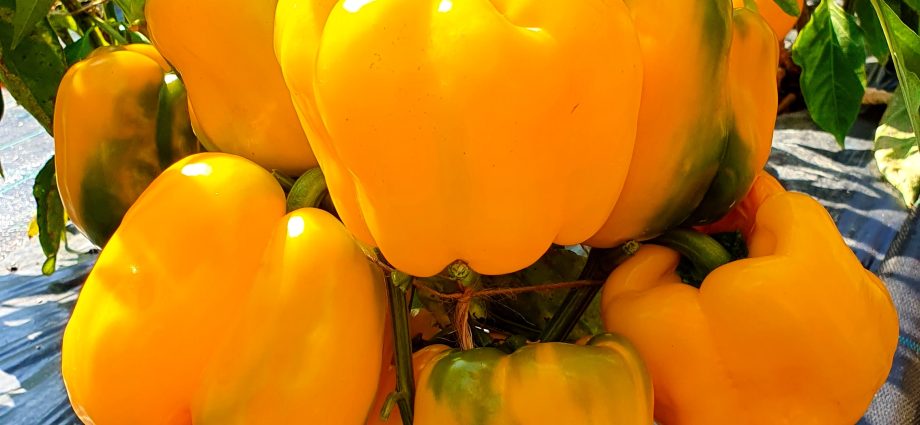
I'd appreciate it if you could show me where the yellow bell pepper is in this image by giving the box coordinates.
[601,172,899,424]
[275,0,643,276]
[194,207,387,424]
[409,334,653,425]
[683,6,779,223]
[62,153,386,424]
[145,0,316,174]
[588,0,778,246]
[54,44,199,246]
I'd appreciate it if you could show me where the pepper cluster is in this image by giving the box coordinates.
[56,1,897,424]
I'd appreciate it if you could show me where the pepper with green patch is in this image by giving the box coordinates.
[588,0,778,244]
[54,44,199,246]
[412,334,653,425]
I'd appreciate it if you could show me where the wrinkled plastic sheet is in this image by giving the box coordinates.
[0,111,917,424]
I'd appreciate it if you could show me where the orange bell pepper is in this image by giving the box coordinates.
[601,172,899,424]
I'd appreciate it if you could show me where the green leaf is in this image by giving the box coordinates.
[32,157,65,276]
[903,0,920,13]
[63,33,93,65]
[113,0,145,24]
[870,0,920,151]
[875,87,920,205]
[792,0,867,147]
[774,0,802,17]
[10,0,54,49]
[0,0,67,134]
[856,0,890,59]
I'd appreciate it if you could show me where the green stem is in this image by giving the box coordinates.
[652,229,732,277]
[91,16,129,45]
[447,260,482,290]
[868,0,920,150]
[540,241,640,342]
[271,170,295,192]
[286,167,328,212]
[60,0,107,47]
[103,1,117,20]
[387,271,415,425]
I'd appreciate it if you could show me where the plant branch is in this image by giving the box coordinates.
[385,270,415,425]
[413,278,604,300]
[539,241,640,342]
[91,16,127,45]
[60,0,107,46]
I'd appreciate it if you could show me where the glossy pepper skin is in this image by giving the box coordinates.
[62,153,386,424]
[685,6,779,223]
[733,0,803,43]
[412,334,654,425]
[194,208,386,424]
[145,0,315,174]
[587,1,778,246]
[276,0,643,276]
[53,44,198,246]
[601,172,899,425]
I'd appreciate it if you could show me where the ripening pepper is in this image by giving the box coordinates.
[684,6,779,223]
[587,1,779,247]
[410,334,653,425]
[601,172,899,425]
[53,44,199,246]
[733,0,804,43]
[145,0,316,174]
[62,153,386,424]
[275,0,644,276]
[367,334,652,425]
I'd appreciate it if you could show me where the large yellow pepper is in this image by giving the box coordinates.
[275,0,643,276]
[62,153,386,424]
[587,0,778,246]
[54,44,199,246]
[194,208,387,424]
[145,0,315,174]
[601,173,899,424]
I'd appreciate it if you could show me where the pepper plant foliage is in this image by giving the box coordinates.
[791,0,920,153]
[0,0,917,273]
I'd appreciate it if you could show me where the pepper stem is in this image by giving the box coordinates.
[540,241,639,342]
[651,228,732,278]
[285,167,328,212]
[271,170,295,192]
[90,16,129,45]
[60,0,107,47]
[387,270,415,425]
[447,261,481,351]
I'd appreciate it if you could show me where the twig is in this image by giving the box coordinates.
[412,279,603,301]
